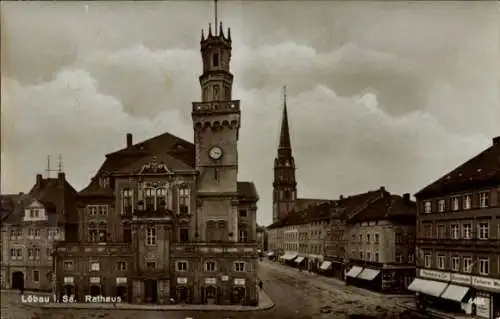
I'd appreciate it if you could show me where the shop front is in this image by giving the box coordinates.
[408,269,500,318]
[295,256,306,269]
[345,265,381,291]
[279,252,298,265]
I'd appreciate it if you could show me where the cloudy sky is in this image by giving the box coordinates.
[1,1,499,226]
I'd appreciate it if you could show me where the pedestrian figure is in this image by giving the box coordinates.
[20,286,24,295]
[258,280,263,289]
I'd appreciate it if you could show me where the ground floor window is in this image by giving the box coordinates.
[202,285,219,304]
[116,285,127,301]
[231,286,246,305]
[176,286,189,304]
[90,284,101,296]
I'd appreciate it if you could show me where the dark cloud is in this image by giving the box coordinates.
[1,1,498,226]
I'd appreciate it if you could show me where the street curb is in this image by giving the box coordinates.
[20,290,276,312]
[398,304,457,319]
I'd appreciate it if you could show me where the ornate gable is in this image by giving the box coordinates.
[140,157,172,174]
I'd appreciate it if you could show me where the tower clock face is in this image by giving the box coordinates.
[209,146,223,160]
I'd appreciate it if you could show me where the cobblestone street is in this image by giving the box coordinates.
[1,260,428,319]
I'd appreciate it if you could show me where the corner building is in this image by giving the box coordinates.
[54,22,259,305]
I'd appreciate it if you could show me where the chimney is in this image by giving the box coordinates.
[380,186,386,192]
[57,172,65,186]
[19,192,24,195]
[339,195,344,200]
[493,136,500,146]
[126,133,133,148]
[36,174,42,186]
[403,193,410,202]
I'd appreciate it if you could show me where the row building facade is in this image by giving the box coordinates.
[409,136,500,319]
[54,21,260,305]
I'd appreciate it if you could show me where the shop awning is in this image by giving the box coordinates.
[266,251,275,257]
[320,261,332,270]
[356,268,380,281]
[407,278,448,298]
[286,253,298,260]
[440,284,470,302]
[295,256,305,264]
[346,266,363,278]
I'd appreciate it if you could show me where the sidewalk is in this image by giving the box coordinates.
[18,289,275,312]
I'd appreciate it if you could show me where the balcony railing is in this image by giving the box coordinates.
[171,242,258,256]
[417,237,500,248]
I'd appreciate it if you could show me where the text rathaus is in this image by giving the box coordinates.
[54,20,260,305]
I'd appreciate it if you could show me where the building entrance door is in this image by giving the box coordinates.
[177,286,188,304]
[11,272,24,291]
[144,279,158,303]
[90,285,101,296]
[63,285,75,297]
[232,286,246,305]
[205,286,217,304]
[116,285,127,301]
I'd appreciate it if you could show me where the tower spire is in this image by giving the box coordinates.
[214,0,218,36]
[278,85,291,153]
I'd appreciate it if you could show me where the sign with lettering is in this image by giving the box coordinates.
[419,269,451,281]
[90,277,100,284]
[221,275,229,281]
[234,278,245,286]
[472,276,500,292]
[205,278,216,285]
[116,277,127,284]
[451,273,472,286]
[177,277,187,284]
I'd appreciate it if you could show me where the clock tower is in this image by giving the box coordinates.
[192,22,240,242]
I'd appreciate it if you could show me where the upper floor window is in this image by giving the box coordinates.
[463,256,473,273]
[87,205,108,216]
[239,209,247,218]
[479,258,489,275]
[176,261,188,272]
[28,247,40,260]
[461,223,472,239]
[239,229,248,243]
[423,224,432,238]
[63,260,73,270]
[122,188,133,214]
[478,222,489,240]
[146,227,157,245]
[28,228,41,239]
[450,224,460,239]
[47,247,53,260]
[437,224,446,239]
[212,53,219,67]
[463,195,472,210]
[117,261,127,271]
[424,253,432,268]
[375,233,380,243]
[179,186,190,214]
[395,232,402,244]
[451,196,460,211]
[395,252,402,263]
[30,209,40,218]
[437,254,446,269]
[234,261,246,272]
[408,254,414,263]
[451,256,460,271]
[205,261,216,272]
[144,188,155,211]
[180,228,189,243]
[479,192,489,208]
[90,262,100,271]
[375,252,379,262]
[10,229,22,240]
[366,234,370,243]
[146,262,156,271]
[438,200,446,212]
[424,201,432,214]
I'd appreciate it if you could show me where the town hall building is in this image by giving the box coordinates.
[54,20,259,305]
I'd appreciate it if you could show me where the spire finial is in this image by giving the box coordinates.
[214,0,218,36]
[227,27,231,41]
[219,21,224,37]
[208,23,212,36]
[201,29,205,41]
[283,85,287,105]
[278,86,292,153]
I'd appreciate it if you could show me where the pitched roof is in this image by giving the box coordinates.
[415,137,500,198]
[80,132,196,196]
[115,152,193,174]
[237,182,259,201]
[348,193,417,223]
[1,193,62,226]
[28,173,78,224]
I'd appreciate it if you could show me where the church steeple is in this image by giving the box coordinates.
[278,86,292,158]
[272,86,297,224]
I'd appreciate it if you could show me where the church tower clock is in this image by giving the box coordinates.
[192,22,240,242]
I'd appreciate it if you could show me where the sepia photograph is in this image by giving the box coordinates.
[1,1,499,319]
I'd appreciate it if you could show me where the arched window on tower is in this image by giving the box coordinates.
[224,87,230,100]
[213,85,220,100]
[212,53,219,67]
[203,87,209,101]
[284,190,291,201]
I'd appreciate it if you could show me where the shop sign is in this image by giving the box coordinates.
[451,273,472,286]
[234,278,245,286]
[474,296,490,318]
[472,276,500,292]
[419,269,450,281]
[177,277,187,284]
[205,278,216,285]
[90,277,100,284]
[221,275,229,281]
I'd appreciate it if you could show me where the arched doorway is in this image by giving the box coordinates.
[90,285,101,296]
[63,285,75,297]
[204,286,217,304]
[232,286,246,305]
[144,279,157,303]
[177,286,188,304]
[116,285,127,302]
[11,271,24,290]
